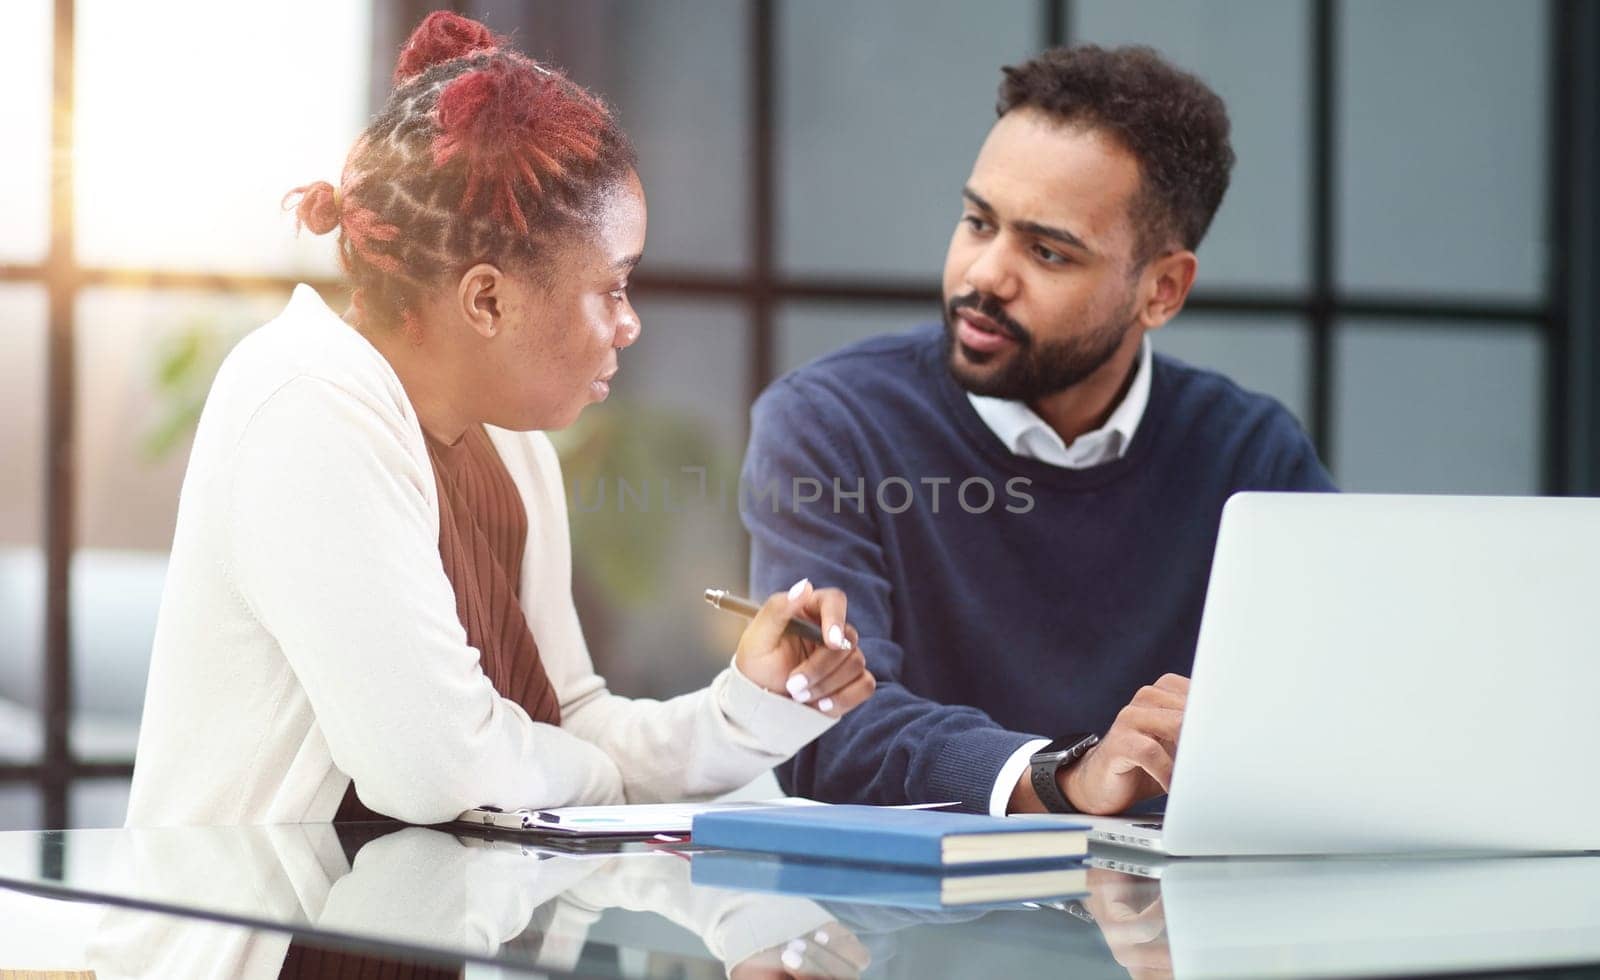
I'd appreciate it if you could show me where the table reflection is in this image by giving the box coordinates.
[1085,867,1170,980]
[0,821,1593,980]
[77,823,873,979]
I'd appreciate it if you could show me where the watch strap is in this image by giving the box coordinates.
[1030,755,1077,813]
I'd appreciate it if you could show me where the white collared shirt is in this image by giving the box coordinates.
[967,336,1153,469]
[967,337,1153,815]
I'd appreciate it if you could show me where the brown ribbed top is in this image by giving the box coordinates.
[278,941,462,980]
[334,423,560,823]
[423,423,562,725]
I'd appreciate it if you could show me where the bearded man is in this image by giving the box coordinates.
[739,44,1334,817]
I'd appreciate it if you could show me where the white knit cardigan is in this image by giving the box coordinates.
[126,285,832,826]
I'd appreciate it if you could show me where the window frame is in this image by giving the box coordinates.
[0,0,1586,838]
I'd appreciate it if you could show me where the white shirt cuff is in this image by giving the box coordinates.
[717,656,837,758]
[990,739,1051,816]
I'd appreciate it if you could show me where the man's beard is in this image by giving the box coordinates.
[942,291,1137,402]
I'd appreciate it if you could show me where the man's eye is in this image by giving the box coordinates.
[1033,244,1068,265]
[962,215,993,234]
[609,286,629,301]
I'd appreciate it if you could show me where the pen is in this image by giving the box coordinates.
[704,588,833,647]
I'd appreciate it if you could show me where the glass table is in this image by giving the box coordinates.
[0,821,1596,979]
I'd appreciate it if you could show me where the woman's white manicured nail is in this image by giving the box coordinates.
[786,675,810,701]
[781,948,805,971]
[813,930,830,945]
[818,697,835,712]
[788,578,810,600]
[827,624,845,648]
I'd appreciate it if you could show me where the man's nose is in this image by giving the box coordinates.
[963,241,1019,302]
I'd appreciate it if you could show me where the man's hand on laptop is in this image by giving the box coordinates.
[1062,674,1188,815]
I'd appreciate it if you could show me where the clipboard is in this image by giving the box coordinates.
[454,798,823,839]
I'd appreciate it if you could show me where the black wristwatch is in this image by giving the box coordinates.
[1029,733,1100,813]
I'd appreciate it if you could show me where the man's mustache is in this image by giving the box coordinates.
[948,292,1030,345]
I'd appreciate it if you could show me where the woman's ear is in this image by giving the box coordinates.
[457,263,504,338]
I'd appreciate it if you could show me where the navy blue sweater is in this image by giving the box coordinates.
[741,325,1335,811]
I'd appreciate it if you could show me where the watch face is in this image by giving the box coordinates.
[1039,733,1099,757]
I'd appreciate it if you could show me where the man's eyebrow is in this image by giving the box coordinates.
[962,186,1094,256]
[1017,219,1092,255]
[961,186,997,215]
[613,251,643,272]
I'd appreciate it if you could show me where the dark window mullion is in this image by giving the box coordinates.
[1568,0,1600,494]
[1309,0,1337,463]
[42,0,78,837]
[739,0,778,584]
[1544,0,1576,494]
[748,0,776,412]
[1045,0,1069,48]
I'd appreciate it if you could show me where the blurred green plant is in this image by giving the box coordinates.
[141,317,250,461]
[146,321,729,608]
[548,399,734,605]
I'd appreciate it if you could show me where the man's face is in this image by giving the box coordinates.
[941,108,1147,402]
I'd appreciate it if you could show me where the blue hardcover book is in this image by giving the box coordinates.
[690,850,1089,909]
[689,805,1089,870]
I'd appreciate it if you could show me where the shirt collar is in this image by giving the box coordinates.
[966,337,1153,468]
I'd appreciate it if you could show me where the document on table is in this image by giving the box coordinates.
[456,799,956,837]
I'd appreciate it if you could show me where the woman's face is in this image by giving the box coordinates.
[480,170,647,431]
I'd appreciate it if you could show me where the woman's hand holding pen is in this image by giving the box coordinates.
[734,579,875,718]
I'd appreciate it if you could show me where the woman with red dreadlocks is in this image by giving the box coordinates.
[125,13,874,826]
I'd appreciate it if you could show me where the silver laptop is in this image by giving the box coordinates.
[1084,492,1600,856]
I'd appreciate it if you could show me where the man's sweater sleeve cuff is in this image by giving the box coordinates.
[925,727,1046,812]
[989,739,1051,816]
[716,657,836,758]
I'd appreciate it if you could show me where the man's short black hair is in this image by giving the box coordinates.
[998,45,1235,263]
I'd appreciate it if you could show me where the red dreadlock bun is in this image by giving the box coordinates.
[282,181,340,236]
[432,58,605,235]
[393,11,503,86]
